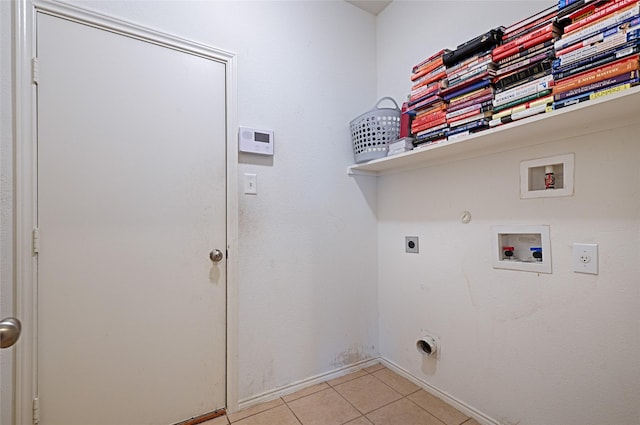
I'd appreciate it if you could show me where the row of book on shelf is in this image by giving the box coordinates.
[388,0,639,156]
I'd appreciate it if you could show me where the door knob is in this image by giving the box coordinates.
[209,249,224,263]
[0,317,22,349]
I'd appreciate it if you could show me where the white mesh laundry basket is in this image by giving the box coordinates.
[350,97,401,163]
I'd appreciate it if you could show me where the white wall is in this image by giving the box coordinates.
[1,0,380,407]
[376,2,640,424]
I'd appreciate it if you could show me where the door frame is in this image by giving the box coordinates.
[13,1,239,422]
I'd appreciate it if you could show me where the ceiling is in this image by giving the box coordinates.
[345,0,392,16]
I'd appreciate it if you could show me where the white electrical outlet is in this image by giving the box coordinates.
[573,243,598,275]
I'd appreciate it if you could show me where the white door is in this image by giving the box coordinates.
[36,13,227,425]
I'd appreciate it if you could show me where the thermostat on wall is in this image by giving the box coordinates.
[238,126,274,155]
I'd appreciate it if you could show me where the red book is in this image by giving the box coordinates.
[412,49,449,73]
[416,101,447,114]
[447,109,486,125]
[410,83,440,101]
[412,67,446,89]
[503,11,557,41]
[411,117,447,134]
[492,31,557,62]
[564,0,638,33]
[412,70,447,87]
[411,58,444,81]
[555,41,585,57]
[504,5,557,35]
[493,23,557,56]
[552,55,639,93]
[412,110,447,127]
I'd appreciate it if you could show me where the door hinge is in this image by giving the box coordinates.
[32,57,39,85]
[32,227,40,255]
[33,397,40,424]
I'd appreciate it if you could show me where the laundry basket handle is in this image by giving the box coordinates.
[372,97,400,111]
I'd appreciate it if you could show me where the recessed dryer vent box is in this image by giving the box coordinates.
[520,153,574,199]
[491,225,552,273]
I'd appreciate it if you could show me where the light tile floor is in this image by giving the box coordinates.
[204,363,482,425]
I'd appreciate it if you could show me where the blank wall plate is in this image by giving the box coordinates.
[573,243,598,275]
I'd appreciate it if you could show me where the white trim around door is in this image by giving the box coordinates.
[13,1,239,423]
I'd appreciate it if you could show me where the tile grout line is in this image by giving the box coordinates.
[229,364,467,425]
[282,399,304,425]
[227,397,285,424]
[402,393,448,425]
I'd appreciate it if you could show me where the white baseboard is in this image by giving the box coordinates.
[379,358,499,425]
[235,356,499,425]
[235,357,381,412]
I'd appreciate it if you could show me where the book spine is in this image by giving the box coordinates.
[510,103,549,120]
[554,41,640,79]
[415,128,447,142]
[493,31,558,62]
[503,10,558,41]
[492,89,553,112]
[407,96,444,113]
[448,111,493,127]
[558,28,640,66]
[492,95,553,119]
[447,68,495,89]
[559,0,582,11]
[496,59,552,86]
[442,80,492,101]
[565,0,638,33]
[411,59,445,81]
[409,83,440,101]
[504,6,557,36]
[498,40,554,65]
[503,18,556,44]
[553,55,639,92]
[445,100,493,120]
[416,123,448,137]
[448,87,493,105]
[446,58,494,80]
[411,117,447,133]
[414,107,446,119]
[413,101,447,117]
[493,23,557,56]
[411,66,447,88]
[447,92,495,112]
[412,110,446,127]
[447,51,491,74]
[493,74,554,106]
[412,109,447,122]
[447,109,488,124]
[556,17,639,55]
[448,118,490,135]
[555,7,640,50]
[496,50,554,76]
[496,68,553,94]
[553,80,636,109]
[412,49,447,73]
[554,69,639,99]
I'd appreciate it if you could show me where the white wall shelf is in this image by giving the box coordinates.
[348,86,640,176]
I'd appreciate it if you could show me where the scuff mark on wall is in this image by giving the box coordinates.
[331,345,368,368]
